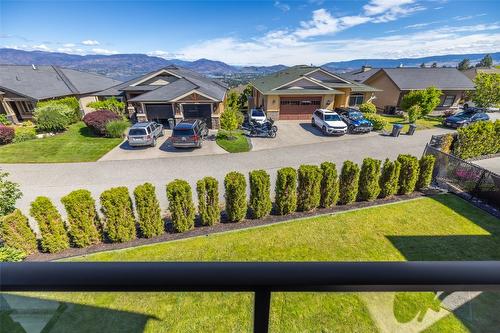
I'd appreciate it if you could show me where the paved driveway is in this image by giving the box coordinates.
[2,126,453,217]
[473,157,500,174]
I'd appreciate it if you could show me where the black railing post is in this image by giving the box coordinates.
[254,289,271,333]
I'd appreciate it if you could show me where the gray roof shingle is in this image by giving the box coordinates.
[128,79,197,102]
[0,65,122,100]
[380,68,475,90]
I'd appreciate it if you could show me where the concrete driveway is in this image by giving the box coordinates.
[99,129,226,161]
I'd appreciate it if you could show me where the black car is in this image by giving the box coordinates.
[170,119,209,148]
[336,107,373,133]
[443,110,490,128]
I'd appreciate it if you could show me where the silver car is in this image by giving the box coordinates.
[127,122,164,147]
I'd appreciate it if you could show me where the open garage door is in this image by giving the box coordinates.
[145,104,174,127]
[280,97,321,120]
[182,104,212,128]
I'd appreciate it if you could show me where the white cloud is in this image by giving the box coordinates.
[147,50,182,58]
[90,48,117,55]
[295,9,371,39]
[81,39,100,45]
[32,44,50,51]
[453,13,486,21]
[274,1,290,12]
[63,43,76,47]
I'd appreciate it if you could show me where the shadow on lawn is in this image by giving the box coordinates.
[387,195,500,331]
[0,294,155,333]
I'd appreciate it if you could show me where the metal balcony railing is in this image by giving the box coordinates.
[1,262,500,333]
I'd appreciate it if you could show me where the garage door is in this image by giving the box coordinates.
[145,104,174,127]
[182,104,212,128]
[280,97,322,120]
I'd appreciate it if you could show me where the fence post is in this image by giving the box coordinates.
[254,289,271,333]
[472,169,487,196]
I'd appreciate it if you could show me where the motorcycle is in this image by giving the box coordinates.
[241,119,278,138]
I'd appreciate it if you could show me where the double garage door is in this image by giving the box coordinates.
[145,103,212,128]
[279,97,322,120]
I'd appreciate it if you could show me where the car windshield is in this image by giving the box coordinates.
[252,109,265,117]
[324,114,341,121]
[349,112,363,120]
[128,128,146,136]
[173,128,195,136]
[454,112,474,118]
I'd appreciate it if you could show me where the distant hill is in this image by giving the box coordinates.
[0,48,498,82]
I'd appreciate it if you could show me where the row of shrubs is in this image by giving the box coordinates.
[438,120,500,159]
[0,154,435,259]
[83,109,130,138]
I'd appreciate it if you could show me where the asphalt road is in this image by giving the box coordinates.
[1,127,452,216]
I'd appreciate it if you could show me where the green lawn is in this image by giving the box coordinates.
[5,195,500,332]
[380,114,444,132]
[0,122,122,163]
[216,129,252,153]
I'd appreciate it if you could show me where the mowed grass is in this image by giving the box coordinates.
[216,129,251,153]
[380,114,444,132]
[0,122,122,163]
[7,195,500,332]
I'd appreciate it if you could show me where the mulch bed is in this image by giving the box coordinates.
[26,192,426,262]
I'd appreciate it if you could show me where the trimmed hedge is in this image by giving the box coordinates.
[453,120,499,159]
[397,154,420,195]
[224,171,247,222]
[358,158,382,201]
[0,246,26,262]
[320,162,339,208]
[379,159,401,198]
[61,190,101,247]
[358,102,376,113]
[83,110,121,136]
[0,125,15,145]
[297,165,322,212]
[440,133,455,154]
[100,187,136,242]
[87,97,125,115]
[133,183,164,238]
[166,180,196,232]
[364,114,388,131]
[14,126,36,143]
[274,167,297,215]
[37,97,80,123]
[417,155,436,190]
[249,170,272,219]
[30,196,69,253]
[339,161,360,205]
[0,210,37,255]
[33,104,72,132]
[197,177,220,226]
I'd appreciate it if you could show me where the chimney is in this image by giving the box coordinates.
[361,65,372,72]
[32,64,37,70]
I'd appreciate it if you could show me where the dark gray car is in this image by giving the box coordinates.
[127,122,164,147]
[170,119,209,148]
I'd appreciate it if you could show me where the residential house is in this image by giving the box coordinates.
[250,65,379,120]
[0,65,122,123]
[461,66,500,81]
[344,67,475,113]
[96,65,228,129]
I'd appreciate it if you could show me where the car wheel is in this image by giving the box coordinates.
[151,138,157,147]
[348,125,355,133]
[322,126,328,135]
[311,119,316,127]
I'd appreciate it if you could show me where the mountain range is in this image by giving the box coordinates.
[0,48,498,82]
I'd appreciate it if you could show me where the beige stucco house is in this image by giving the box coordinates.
[250,65,379,120]
[0,65,122,123]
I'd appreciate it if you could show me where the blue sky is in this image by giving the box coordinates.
[0,0,499,65]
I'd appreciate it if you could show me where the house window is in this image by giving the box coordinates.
[349,94,364,106]
[441,95,456,107]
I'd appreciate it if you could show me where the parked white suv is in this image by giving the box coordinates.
[311,109,348,135]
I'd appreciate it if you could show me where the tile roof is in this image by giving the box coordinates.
[0,65,122,100]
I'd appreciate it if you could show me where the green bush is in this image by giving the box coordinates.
[440,133,455,154]
[61,190,101,247]
[379,159,401,198]
[133,183,164,238]
[319,162,339,208]
[400,87,442,117]
[0,246,26,262]
[407,105,422,124]
[37,97,80,123]
[166,180,196,232]
[33,104,72,132]
[105,119,130,138]
[297,165,322,212]
[274,167,297,215]
[339,161,360,205]
[30,196,69,253]
[358,102,376,113]
[358,158,382,201]
[453,120,499,159]
[0,210,37,255]
[196,177,220,226]
[100,187,136,242]
[87,97,125,115]
[224,171,247,222]
[397,154,420,195]
[364,114,388,130]
[249,170,272,219]
[417,155,436,190]
[0,114,11,125]
[14,126,36,143]
[0,171,22,216]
